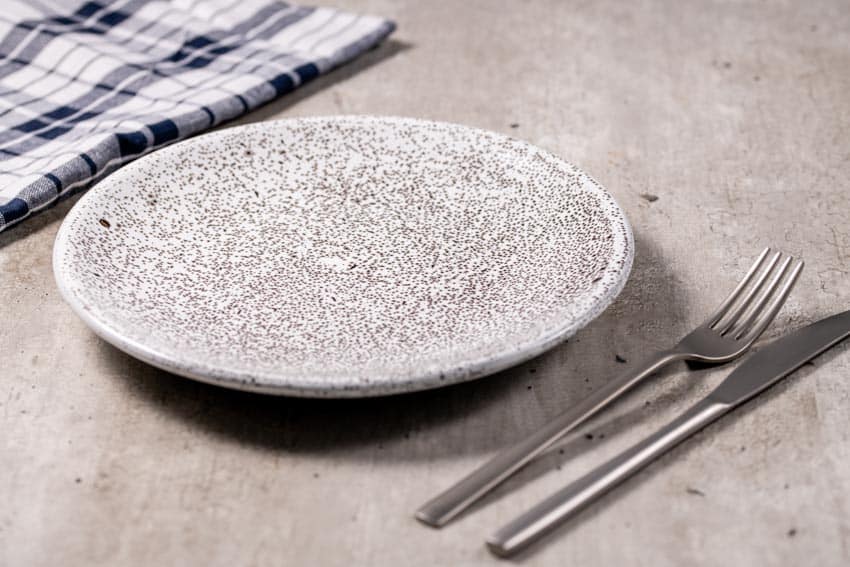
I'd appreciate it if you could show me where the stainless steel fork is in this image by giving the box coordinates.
[416,248,803,527]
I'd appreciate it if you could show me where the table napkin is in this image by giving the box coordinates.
[0,0,394,232]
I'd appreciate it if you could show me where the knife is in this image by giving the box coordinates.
[487,309,850,557]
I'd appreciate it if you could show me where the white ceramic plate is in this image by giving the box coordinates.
[54,116,633,397]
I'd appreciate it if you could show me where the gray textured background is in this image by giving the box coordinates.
[2,1,849,565]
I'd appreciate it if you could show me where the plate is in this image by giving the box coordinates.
[53,116,633,397]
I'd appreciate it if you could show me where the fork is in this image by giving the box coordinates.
[416,248,802,527]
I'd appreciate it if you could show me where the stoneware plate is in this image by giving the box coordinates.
[53,116,633,397]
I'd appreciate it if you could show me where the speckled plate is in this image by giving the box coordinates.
[53,116,633,397]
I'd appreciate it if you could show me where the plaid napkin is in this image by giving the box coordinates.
[0,0,394,232]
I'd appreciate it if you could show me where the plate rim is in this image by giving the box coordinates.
[53,114,634,397]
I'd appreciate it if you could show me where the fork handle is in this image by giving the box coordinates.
[487,398,731,556]
[415,349,686,527]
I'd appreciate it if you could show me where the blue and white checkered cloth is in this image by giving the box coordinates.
[0,0,394,232]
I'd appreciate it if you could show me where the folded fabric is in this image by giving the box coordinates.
[0,0,394,232]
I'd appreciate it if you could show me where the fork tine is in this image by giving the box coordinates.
[714,250,781,334]
[729,255,793,338]
[707,247,771,328]
[738,260,804,343]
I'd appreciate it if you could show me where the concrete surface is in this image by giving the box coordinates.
[2,1,850,565]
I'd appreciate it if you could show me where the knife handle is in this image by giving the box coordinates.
[487,398,731,557]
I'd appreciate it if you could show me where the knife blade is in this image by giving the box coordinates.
[709,308,850,405]
[488,309,850,557]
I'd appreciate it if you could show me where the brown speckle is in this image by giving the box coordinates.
[98,218,110,228]
[787,528,797,537]
[640,193,659,202]
[686,487,705,497]
[615,354,627,363]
